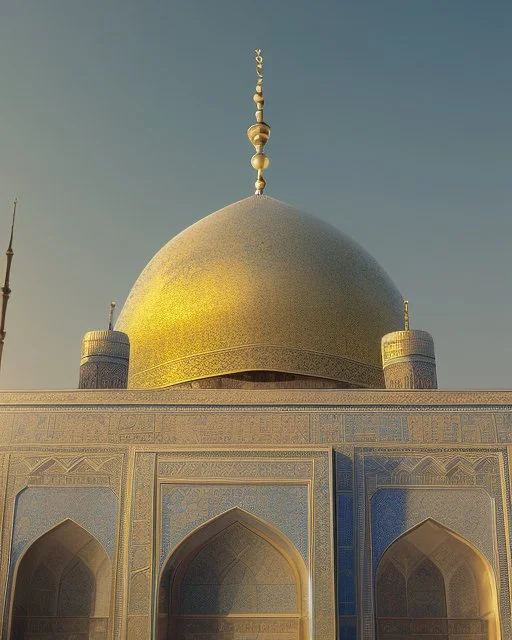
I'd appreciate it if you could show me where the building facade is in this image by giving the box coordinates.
[0,387,510,640]
[0,56,508,640]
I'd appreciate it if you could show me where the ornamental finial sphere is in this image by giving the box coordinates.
[251,153,270,171]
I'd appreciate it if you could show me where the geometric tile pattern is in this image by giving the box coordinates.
[356,447,511,640]
[161,483,309,565]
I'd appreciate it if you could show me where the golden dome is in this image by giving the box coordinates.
[116,195,404,389]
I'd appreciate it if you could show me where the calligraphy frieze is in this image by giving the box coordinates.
[177,616,300,639]
[157,459,312,480]
[2,404,512,446]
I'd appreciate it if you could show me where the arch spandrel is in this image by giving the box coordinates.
[370,487,497,576]
[157,507,308,640]
[11,486,118,569]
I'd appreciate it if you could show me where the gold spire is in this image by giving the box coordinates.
[108,301,116,331]
[247,49,270,195]
[404,300,410,331]
[0,198,18,375]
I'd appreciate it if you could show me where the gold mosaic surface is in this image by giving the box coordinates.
[115,195,403,388]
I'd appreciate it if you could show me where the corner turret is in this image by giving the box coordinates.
[381,301,438,389]
[79,302,130,389]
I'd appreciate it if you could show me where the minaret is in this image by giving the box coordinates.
[0,199,17,376]
[381,301,438,389]
[79,302,130,389]
[247,49,270,195]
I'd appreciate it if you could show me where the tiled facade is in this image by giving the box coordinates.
[0,388,510,638]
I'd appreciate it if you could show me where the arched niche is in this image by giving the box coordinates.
[157,507,308,640]
[9,519,112,640]
[375,519,500,640]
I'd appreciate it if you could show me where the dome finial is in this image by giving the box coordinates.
[404,300,410,330]
[247,49,270,195]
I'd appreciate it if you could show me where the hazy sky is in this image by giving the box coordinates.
[0,0,511,389]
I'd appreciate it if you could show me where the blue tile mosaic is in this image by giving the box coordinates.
[160,483,308,567]
[370,487,495,575]
[337,494,353,547]
[338,617,357,640]
[337,494,355,616]
[12,487,118,561]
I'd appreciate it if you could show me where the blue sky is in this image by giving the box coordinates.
[0,0,511,388]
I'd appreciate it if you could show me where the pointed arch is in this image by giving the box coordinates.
[157,507,308,640]
[9,518,112,640]
[376,560,406,618]
[407,557,446,618]
[448,562,479,619]
[375,518,500,640]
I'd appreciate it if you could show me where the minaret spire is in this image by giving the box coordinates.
[0,198,18,375]
[404,299,410,331]
[108,301,116,331]
[247,49,271,195]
